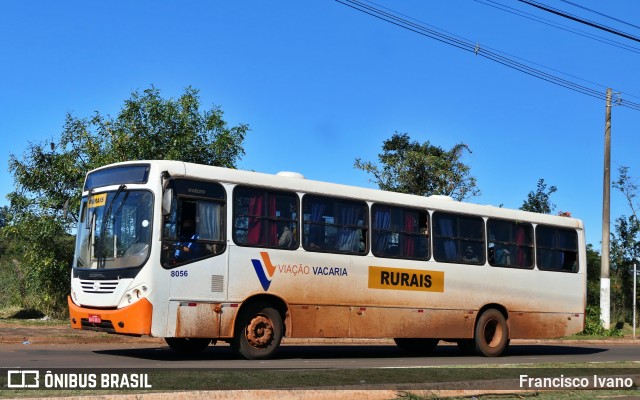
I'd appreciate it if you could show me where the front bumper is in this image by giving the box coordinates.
[68,296,152,336]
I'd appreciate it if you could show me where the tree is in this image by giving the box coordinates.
[354,132,480,201]
[0,206,9,258]
[586,244,601,307]
[609,166,640,323]
[9,86,249,221]
[614,166,639,224]
[2,86,250,317]
[520,178,557,214]
[0,206,8,230]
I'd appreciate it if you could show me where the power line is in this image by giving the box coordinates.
[518,0,640,43]
[334,0,640,111]
[559,0,640,32]
[368,0,638,99]
[474,0,640,56]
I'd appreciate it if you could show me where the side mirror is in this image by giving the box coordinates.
[162,189,173,216]
[63,199,78,223]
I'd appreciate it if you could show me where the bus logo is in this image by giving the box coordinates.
[251,252,277,291]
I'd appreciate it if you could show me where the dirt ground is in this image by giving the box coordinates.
[0,320,164,345]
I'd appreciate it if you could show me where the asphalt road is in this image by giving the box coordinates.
[1,341,638,369]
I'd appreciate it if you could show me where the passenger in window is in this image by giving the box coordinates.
[462,246,479,263]
[359,232,366,253]
[495,247,511,266]
[279,226,294,248]
[488,241,495,264]
[174,219,202,260]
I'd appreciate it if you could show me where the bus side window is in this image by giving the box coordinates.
[433,212,485,265]
[302,195,368,255]
[372,204,429,260]
[536,226,578,272]
[487,219,534,269]
[233,186,299,250]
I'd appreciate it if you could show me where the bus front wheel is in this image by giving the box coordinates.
[232,302,283,360]
[474,309,509,357]
[165,337,212,354]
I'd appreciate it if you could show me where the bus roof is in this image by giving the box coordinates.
[90,160,584,230]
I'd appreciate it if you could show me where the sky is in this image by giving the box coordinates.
[0,0,638,249]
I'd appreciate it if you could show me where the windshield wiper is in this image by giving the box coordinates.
[82,189,95,268]
[112,191,130,223]
[96,185,127,269]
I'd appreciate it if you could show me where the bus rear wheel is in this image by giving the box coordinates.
[232,302,283,360]
[474,309,509,357]
[165,337,212,354]
[393,338,439,355]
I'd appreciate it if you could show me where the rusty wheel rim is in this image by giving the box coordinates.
[245,314,274,348]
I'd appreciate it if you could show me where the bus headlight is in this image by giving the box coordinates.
[118,283,150,308]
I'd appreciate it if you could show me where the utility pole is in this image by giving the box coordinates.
[601,87,612,330]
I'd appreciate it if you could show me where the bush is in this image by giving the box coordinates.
[0,214,74,319]
[580,305,623,337]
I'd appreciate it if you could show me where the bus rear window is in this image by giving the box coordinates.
[85,165,150,190]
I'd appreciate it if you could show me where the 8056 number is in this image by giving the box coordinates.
[170,270,188,278]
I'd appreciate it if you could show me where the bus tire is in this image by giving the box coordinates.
[233,302,283,360]
[165,337,211,354]
[474,309,509,357]
[393,338,439,355]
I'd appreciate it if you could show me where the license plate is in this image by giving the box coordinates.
[88,315,102,324]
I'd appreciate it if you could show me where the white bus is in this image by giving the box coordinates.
[68,160,586,359]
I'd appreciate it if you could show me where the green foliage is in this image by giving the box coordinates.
[609,214,638,322]
[0,212,74,318]
[586,244,601,307]
[9,86,249,221]
[1,86,250,317]
[608,166,640,324]
[0,205,8,229]
[354,132,480,201]
[580,305,623,337]
[520,178,557,214]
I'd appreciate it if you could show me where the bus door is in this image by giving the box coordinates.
[162,179,228,338]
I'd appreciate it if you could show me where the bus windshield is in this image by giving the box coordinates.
[74,189,153,270]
